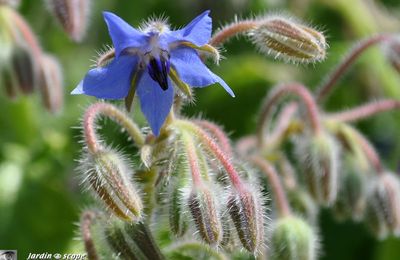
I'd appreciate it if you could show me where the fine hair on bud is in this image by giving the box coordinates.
[365,172,400,239]
[79,148,143,222]
[45,0,90,42]
[295,131,340,206]
[249,14,327,63]
[188,184,223,245]
[227,183,265,254]
[270,216,318,260]
[38,53,64,113]
[333,155,369,221]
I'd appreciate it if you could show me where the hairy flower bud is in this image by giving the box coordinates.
[46,0,90,42]
[188,185,223,245]
[169,177,189,237]
[227,185,265,253]
[365,172,400,239]
[80,149,143,222]
[249,16,326,63]
[104,219,146,260]
[333,155,368,221]
[287,189,318,225]
[296,132,340,205]
[10,47,37,94]
[270,216,318,260]
[38,53,64,113]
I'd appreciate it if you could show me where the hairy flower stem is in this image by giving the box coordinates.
[330,123,383,174]
[249,156,291,217]
[265,102,299,149]
[80,210,99,260]
[316,34,392,102]
[193,120,233,157]
[210,20,258,46]
[181,131,203,186]
[257,83,321,147]
[83,102,145,154]
[329,99,400,123]
[7,7,42,58]
[176,120,244,190]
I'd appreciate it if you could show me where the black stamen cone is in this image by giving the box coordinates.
[148,57,170,91]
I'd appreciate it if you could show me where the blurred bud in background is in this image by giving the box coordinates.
[45,0,90,42]
[0,4,64,112]
[365,172,400,239]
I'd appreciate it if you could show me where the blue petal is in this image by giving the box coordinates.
[103,12,148,56]
[164,10,211,47]
[136,72,174,136]
[71,55,138,99]
[170,47,235,97]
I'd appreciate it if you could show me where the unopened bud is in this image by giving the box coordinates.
[296,132,340,205]
[333,155,368,221]
[104,218,146,259]
[46,0,90,42]
[80,149,143,222]
[11,47,37,94]
[227,185,265,253]
[188,185,222,245]
[270,216,318,260]
[365,172,400,239]
[287,189,318,225]
[38,53,63,113]
[169,177,189,237]
[249,16,326,63]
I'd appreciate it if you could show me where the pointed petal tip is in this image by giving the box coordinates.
[71,82,83,95]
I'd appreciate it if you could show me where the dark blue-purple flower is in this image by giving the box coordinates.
[72,11,234,135]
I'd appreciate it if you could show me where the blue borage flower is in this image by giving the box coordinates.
[72,11,234,135]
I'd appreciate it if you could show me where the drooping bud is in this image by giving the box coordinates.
[169,177,189,237]
[295,132,340,205]
[104,218,146,260]
[333,155,369,221]
[10,47,37,94]
[80,149,143,222]
[287,189,318,225]
[46,0,90,42]
[188,185,223,245]
[270,216,318,260]
[365,172,400,239]
[227,184,265,253]
[249,15,327,63]
[38,53,64,113]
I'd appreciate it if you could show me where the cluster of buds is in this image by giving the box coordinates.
[74,10,400,260]
[0,2,63,112]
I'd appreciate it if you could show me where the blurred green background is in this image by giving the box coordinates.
[1,0,400,259]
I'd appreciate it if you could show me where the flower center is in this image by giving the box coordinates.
[146,52,170,91]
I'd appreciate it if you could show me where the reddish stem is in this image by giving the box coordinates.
[266,102,298,145]
[80,210,99,260]
[209,20,259,46]
[179,120,244,190]
[316,34,392,102]
[350,127,383,174]
[257,83,321,146]
[83,102,144,154]
[249,156,291,217]
[194,120,233,157]
[183,133,203,186]
[329,100,400,122]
